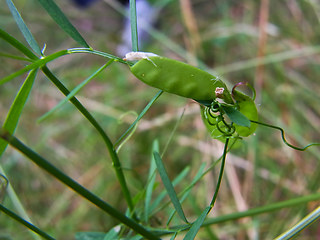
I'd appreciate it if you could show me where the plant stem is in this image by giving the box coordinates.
[0,203,55,240]
[41,66,137,219]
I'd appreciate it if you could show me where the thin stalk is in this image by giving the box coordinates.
[250,120,320,151]
[0,129,160,240]
[209,138,229,210]
[129,0,139,51]
[0,203,55,240]
[41,66,137,219]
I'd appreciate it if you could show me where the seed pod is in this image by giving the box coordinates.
[129,55,233,103]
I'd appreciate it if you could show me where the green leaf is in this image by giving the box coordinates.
[232,90,258,137]
[221,105,251,127]
[0,69,37,158]
[6,0,41,55]
[153,151,188,223]
[36,0,90,48]
[0,50,69,85]
[114,90,163,149]
[38,60,114,122]
[149,166,190,215]
[144,140,159,223]
[0,28,38,60]
[183,206,211,240]
[166,163,206,226]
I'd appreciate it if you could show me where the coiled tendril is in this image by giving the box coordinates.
[204,101,236,137]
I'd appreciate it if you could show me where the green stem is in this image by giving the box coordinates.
[41,66,137,219]
[0,129,160,240]
[0,203,55,240]
[250,120,320,151]
[0,28,38,60]
[130,0,139,51]
[67,48,127,64]
[209,138,229,209]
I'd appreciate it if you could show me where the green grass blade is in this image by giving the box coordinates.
[150,166,190,215]
[0,52,34,62]
[129,0,139,51]
[183,206,211,240]
[114,90,163,149]
[144,140,159,223]
[0,69,37,157]
[0,130,160,240]
[153,151,188,223]
[0,204,55,240]
[0,50,69,85]
[274,206,320,240]
[36,0,90,48]
[38,60,114,122]
[6,0,41,55]
[166,163,206,226]
[0,28,38,60]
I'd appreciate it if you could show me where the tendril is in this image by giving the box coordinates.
[204,101,237,137]
[250,120,320,151]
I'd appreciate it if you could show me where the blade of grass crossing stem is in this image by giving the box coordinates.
[0,130,160,240]
[0,28,38,60]
[5,0,41,55]
[150,166,190,215]
[129,0,139,51]
[0,204,54,240]
[38,60,114,122]
[166,163,206,226]
[183,206,211,240]
[0,50,69,85]
[40,66,137,221]
[0,69,37,157]
[144,140,159,223]
[114,90,163,150]
[36,0,89,48]
[153,151,188,223]
[274,206,320,240]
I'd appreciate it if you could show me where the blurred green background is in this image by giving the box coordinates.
[1,0,320,239]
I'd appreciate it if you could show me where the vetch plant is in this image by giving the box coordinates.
[1,0,320,239]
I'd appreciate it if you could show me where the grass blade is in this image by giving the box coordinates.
[183,206,211,240]
[150,166,190,215]
[115,90,163,149]
[36,0,90,48]
[0,69,37,157]
[0,28,38,60]
[274,206,320,240]
[153,151,188,223]
[38,60,114,122]
[0,50,69,85]
[0,204,55,240]
[144,140,159,223]
[6,0,41,55]
[166,163,206,226]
